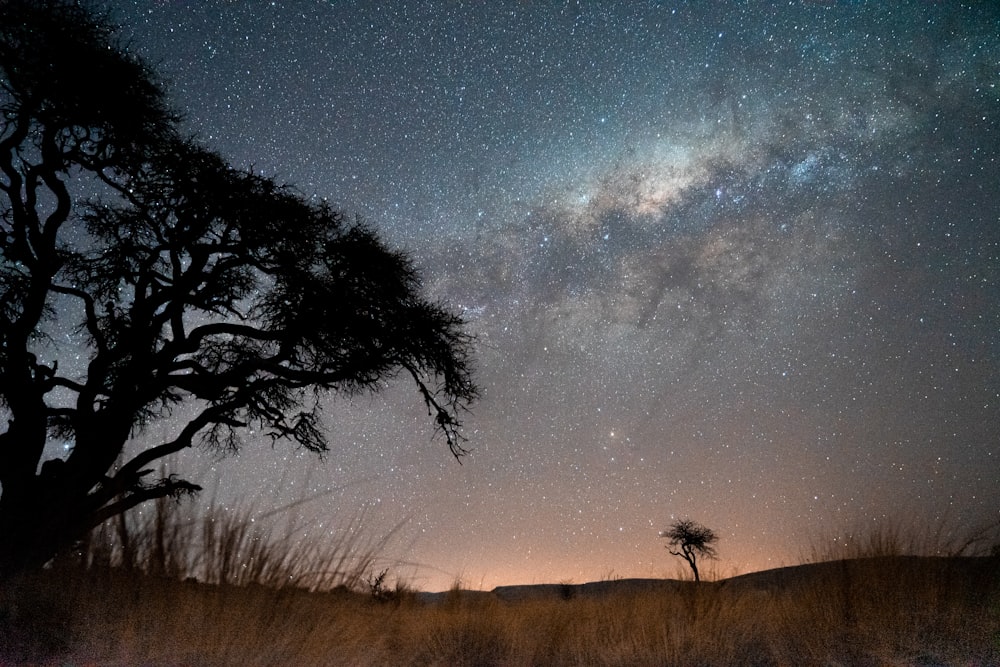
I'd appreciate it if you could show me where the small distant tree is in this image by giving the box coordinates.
[660,519,718,582]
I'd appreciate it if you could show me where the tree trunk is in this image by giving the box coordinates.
[0,495,56,579]
[0,470,88,580]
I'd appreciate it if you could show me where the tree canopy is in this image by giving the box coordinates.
[660,519,719,583]
[0,0,477,577]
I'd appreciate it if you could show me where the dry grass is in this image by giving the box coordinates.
[2,511,998,666]
[802,515,1000,564]
[79,492,391,592]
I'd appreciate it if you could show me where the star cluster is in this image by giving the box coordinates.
[103,1,1000,590]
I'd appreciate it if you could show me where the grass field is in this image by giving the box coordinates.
[1,504,998,666]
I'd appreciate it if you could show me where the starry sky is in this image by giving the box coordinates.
[101,1,999,591]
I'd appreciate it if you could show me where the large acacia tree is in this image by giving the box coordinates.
[0,1,477,577]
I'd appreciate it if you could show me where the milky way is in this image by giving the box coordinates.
[103,1,1000,590]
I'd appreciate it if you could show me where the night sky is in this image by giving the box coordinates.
[101,1,999,591]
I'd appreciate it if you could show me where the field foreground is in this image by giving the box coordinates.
[2,556,998,666]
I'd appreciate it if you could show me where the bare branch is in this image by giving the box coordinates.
[86,474,201,532]
[48,282,108,354]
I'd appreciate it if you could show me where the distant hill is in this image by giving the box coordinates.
[416,555,999,603]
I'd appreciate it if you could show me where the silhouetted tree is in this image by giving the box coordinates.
[0,1,477,578]
[660,519,718,582]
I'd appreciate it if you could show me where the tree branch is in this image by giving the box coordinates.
[404,364,470,461]
[48,282,109,355]
[85,473,201,533]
